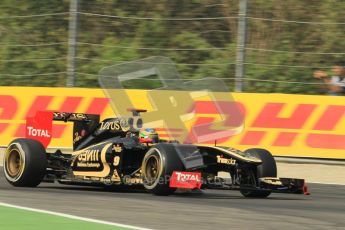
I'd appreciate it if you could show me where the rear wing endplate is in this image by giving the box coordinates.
[26,111,100,149]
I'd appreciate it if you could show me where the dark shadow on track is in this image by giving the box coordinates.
[36,182,307,201]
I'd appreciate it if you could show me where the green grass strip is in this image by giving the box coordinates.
[0,205,133,230]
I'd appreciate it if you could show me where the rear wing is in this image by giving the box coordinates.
[53,112,99,123]
[26,111,100,149]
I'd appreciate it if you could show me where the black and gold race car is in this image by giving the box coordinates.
[3,109,309,197]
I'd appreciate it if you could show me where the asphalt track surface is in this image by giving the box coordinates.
[0,168,344,230]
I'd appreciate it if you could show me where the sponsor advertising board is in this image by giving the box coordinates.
[0,86,344,159]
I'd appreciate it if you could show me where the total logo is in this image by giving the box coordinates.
[26,126,51,137]
[174,171,201,182]
[169,171,202,189]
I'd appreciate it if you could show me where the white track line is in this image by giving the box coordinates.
[0,202,152,230]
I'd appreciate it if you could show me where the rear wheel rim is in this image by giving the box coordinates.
[6,149,23,178]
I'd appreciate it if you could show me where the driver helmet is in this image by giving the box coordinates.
[139,128,159,143]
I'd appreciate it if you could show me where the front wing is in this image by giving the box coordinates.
[257,177,310,195]
[170,172,310,195]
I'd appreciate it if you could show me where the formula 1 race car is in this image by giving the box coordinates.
[3,110,309,198]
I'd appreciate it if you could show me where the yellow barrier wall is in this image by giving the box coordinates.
[1,86,345,159]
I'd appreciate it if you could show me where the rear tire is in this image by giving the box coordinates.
[3,138,47,187]
[141,144,184,195]
[240,148,277,198]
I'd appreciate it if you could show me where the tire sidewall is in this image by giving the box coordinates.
[241,148,277,198]
[142,144,184,194]
[3,142,26,183]
[245,148,277,178]
[3,138,47,187]
[141,147,165,190]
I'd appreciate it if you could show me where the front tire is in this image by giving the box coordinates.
[240,148,277,198]
[141,144,184,195]
[3,138,47,187]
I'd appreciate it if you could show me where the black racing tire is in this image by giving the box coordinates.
[141,143,184,195]
[3,138,47,187]
[240,148,277,198]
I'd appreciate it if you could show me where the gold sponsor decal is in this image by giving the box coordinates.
[100,178,112,184]
[112,144,122,153]
[113,156,120,166]
[198,146,262,163]
[73,132,83,144]
[119,118,130,131]
[53,112,86,120]
[77,149,99,162]
[100,121,121,131]
[82,176,102,182]
[216,155,236,165]
[73,143,112,177]
[76,149,100,168]
[77,162,101,167]
[124,177,143,184]
[111,169,121,182]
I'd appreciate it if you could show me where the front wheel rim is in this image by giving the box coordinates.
[144,154,161,186]
[142,148,165,190]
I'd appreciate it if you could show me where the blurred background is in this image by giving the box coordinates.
[0,0,344,94]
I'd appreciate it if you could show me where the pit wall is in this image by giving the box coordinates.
[1,86,344,159]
